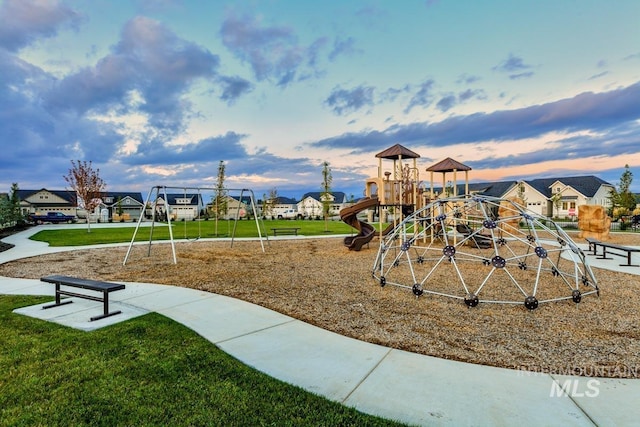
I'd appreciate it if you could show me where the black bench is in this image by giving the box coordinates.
[585,237,600,255]
[271,227,300,236]
[41,275,126,321]
[585,239,640,267]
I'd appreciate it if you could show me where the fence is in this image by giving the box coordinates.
[552,220,639,233]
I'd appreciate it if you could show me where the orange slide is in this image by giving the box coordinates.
[340,197,379,251]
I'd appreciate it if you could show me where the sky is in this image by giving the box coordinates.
[1,0,640,201]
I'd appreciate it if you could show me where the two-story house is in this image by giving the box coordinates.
[298,192,348,218]
[443,176,613,218]
[502,176,613,218]
[155,193,204,221]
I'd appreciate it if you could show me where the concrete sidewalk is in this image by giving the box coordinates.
[2,225,639,426]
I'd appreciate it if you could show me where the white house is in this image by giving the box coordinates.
[501,176,614,218]
[298,192,349,218]
[155,193,204,221]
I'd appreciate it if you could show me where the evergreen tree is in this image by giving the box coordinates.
[9,183,23,226]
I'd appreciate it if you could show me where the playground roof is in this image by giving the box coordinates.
[426,157,472,172]
[375,144,421,160]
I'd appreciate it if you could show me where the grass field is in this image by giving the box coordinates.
[0,295,404,426]
[28,219,375,246]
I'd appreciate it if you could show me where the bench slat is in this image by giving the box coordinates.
[41,274,125,292]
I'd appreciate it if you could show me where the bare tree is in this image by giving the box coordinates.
[64,160,106,232]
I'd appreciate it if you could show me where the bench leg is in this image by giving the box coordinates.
[90,292,122,321]
[42,283,74,310]
[597,247,612,260]
[620,252,639,267]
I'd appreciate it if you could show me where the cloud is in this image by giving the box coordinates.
[404,79,436,113]
[328,37,361,61]
[217,75,253,104]
[493,53,534,79]
[0,14,231,191]
[45,16,219,132]
[325,85,375,115]
[124,131,249,166]
[310,81,640,155]
[436,94,457,112]
[0,0,82,52]
[456,73,481,85]
[220,14,326,86]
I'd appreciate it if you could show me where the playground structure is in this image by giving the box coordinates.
[123,186,267,265]
[341,144,473,251]
[373,194,599,308]
[341,143,599,308]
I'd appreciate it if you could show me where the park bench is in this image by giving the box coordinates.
[41,275,126,321]
[585,237,600,255]
[584,238,640,267]
[271,227,301,236]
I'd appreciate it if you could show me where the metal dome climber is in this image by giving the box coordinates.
[372,194,599,309]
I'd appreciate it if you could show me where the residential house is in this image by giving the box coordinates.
[502,176,613,218]
[16,189,77,218]
[439,176,613,218]
[100,192,144,221]
[207,194,257,219]
[298,192,348,218]
[155,193,204,221]
[261,196,298,219]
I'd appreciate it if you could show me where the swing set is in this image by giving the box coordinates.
[123,185,268,265]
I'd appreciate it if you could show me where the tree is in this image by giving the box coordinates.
[262,188,278,219]
[609,164,636,218]
[516,182,528,206]
[211,160,228,234]
[64,160,106,232]
[0,193,10,228]
[320,161,333,231]
[550,191,562,218]
[3,183,24,227]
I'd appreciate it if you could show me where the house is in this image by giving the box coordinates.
[155,193,204,221]
[298,192,348,218]
[207,194,256,219]
[100,192,144,221]
[16,189,77,218]
[437,176,613,218]
[502,176,614,218]
[261,196,299,219]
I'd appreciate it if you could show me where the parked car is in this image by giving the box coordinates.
[276,209,300,219]
[27,212,76,224]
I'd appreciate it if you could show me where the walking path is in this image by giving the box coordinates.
[1,225,639,426]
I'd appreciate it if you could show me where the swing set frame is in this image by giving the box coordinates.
[123,185,267,265]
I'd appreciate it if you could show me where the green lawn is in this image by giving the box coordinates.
[29,219,388,246]
[0,295,405,426]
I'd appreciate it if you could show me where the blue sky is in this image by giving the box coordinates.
[1,0,640,200]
